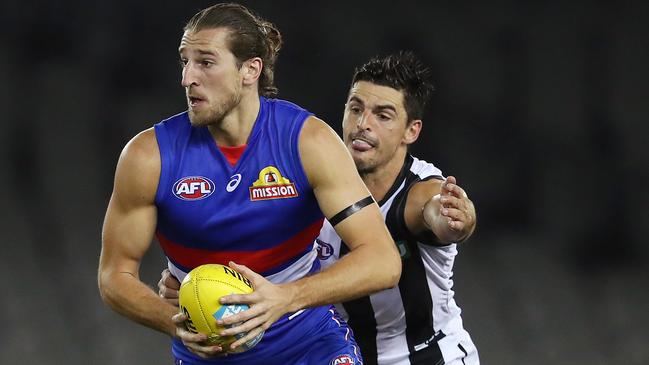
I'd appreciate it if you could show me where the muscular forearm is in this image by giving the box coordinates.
[99,271,178,337]
[283,243,401,311]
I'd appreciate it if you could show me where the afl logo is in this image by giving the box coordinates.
[173,176,215,201]
[316,239,334,260]
[331,354,355,365]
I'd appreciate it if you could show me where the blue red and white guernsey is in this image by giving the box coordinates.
[154,97,362,365]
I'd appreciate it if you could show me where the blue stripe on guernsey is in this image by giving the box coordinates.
[172,305,363,365]
[154,97,323,280]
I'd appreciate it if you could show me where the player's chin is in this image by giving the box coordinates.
[188,112,210,127]
[354,160,377,175]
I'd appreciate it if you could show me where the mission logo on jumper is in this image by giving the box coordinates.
[173,176,215,200]
[249,166,298,201]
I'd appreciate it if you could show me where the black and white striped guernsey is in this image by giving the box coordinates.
[317,155,479,365]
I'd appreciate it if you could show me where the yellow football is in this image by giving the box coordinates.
[178,264,264,353]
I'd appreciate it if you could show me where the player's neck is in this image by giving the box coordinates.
[208,92,260,147]
[361,149,407,202]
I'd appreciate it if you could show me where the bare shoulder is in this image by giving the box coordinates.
[120,128,160,166]
[298,116,349,184]
[297,116,370,216]
[113,128,160,206]
[298,116,343,147]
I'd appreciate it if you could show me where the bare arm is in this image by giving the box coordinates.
[98,129,178,336]
[285,116,401,307]
[217,117,401,350]
[405,175,476,244]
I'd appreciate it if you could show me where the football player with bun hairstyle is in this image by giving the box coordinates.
[99,3,401,364]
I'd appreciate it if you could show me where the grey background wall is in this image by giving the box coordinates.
[1,0,647,363]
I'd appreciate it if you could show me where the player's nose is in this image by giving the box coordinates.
[181,62,200,87]
[356,110,372,130]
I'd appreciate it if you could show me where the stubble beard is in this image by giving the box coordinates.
[188,91,241,127]
[354,156,377,177]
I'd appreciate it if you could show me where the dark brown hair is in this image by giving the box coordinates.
[352,51,434,122]
[185,3,282,97]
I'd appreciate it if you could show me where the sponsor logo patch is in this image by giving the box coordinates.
[249,166,298,201]
[213,303,249,321]
[331,354,355,365]
[213,303,265,348]
[173,176,214,200]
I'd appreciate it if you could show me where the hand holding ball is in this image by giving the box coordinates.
[178,264,264,353]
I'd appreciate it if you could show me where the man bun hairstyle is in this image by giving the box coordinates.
[352,51,434,122]
[185,3,282,97]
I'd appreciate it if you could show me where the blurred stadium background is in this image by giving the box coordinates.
[1,0,647,363]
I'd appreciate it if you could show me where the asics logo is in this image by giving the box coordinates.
[226,174,242,192]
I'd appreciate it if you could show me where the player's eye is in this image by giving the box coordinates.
[349,105,362,114]
[377,113,391,121]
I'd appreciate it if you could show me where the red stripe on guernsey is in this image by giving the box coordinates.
[157,218,324,274]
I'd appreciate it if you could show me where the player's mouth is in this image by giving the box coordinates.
[188,95,207,108]
[350,135,377,152]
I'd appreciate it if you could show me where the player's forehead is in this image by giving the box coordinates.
[347,81,405,110]
[178,27,231,55]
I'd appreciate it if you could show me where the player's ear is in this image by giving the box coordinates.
[241,57,262,86]
[403,119,422,145]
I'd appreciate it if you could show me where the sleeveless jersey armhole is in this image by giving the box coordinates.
[288,111,315,194]
[154,123,172,205]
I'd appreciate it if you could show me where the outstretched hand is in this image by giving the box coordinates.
[423,176,476,242]
[216,261,297,352]
[439,176,475,233]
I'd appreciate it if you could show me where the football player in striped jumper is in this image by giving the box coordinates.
[98,3,402,365]
[316,52,480,365]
